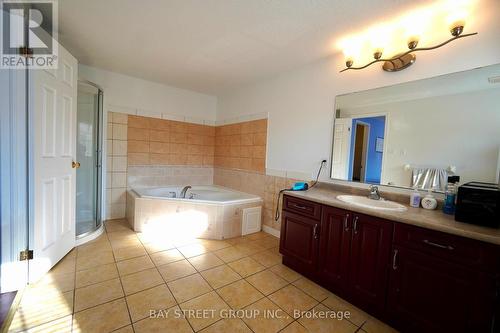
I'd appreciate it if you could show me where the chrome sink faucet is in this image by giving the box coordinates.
[180,185,192,198]
[368,185,381,200]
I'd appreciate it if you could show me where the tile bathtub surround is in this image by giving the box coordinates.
[214,119,267,174]
[214,168,308,232]
[127,114,216,167]
[7,219,398,333]
[127,165,214,188]
[106,112,129,219]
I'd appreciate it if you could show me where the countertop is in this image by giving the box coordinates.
[285,186,500,246]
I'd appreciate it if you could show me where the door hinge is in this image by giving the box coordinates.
[19,249,34,261]
[18,47,34,58]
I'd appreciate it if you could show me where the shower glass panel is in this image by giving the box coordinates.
[76,82,103,237]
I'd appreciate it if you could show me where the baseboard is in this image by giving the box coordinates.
[262,225,280,238]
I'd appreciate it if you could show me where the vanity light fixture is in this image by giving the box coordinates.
[340,13,477,72]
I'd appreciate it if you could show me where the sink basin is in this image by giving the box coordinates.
[337,195,407,212]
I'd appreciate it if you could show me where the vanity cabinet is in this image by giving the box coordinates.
[279,194,499,333]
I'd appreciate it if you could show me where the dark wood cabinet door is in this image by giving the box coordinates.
[388,246,497,333]
[279,210,320,273]
[348,213,393,315]
[319,207,352,295]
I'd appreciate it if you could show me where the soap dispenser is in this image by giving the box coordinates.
[409,187,421,208]
[421,189,438,210]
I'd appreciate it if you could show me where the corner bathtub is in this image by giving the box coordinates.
[126,185,263,240]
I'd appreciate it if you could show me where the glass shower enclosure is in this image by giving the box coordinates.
[76,81,103,237]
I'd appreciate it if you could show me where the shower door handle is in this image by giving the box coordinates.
[72,161,81,169]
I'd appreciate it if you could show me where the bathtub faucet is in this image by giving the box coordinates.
[180,186,192,198]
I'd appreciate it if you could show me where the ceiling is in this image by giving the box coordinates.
[58,0,430,95]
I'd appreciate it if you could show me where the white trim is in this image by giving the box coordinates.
[262,225,280,238]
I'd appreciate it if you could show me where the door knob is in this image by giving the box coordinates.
[72,161,81,169]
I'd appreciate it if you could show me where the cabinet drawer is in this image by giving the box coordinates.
[283,195,322,220]
[394,223,500,272]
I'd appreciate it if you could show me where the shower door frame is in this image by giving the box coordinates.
[76,80,104,239]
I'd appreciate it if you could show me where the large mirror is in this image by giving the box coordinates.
[331,63,500,192]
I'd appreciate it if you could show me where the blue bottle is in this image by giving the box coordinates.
[443,176,460,215]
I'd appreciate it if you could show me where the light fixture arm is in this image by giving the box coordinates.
[340,32,478,73]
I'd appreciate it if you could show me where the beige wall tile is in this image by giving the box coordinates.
[112,112,128,124]
[128,115,150,128]
[112,140,127,156]
[128,153,149,165]
[128,140,149,153]
[112,124,128,140]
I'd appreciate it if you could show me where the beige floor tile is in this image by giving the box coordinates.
[133,305,193,333]
[218,279,264,309]
[49,256,76,275]
[142,240,175,254]
[121,267,164,295]
[9,290,73,332]
[72,298,131,333]
[251,250,282,268]
[21,315,73,333]
[269,264,302,283]
[246,270,288,295]
[75,263,118,288]
[201,265,241,289]
[110,236,142,250]
[178,243,210,258]
[292,278,330,301]
[32,271,75,293]
[200,318,252,333]
[224,236,251,246]
[112,325,135,333]
[168,273,212,303]
[74,278,124,312]
[107,230,138,241]
[180,291,230,331]
[322,293,370,327]
[234,242,265,255]
[243,297,293,333]
[150,248,184,266]
[126,284,176,322]
[105,219,133,233]
[228,257,266,277]
[157,259,196,282]
[188,253,224,271]
[113,244,147,262]
[213,246,246,263]
[253,237,280,250]
[76,250,115,271]
[116,255,154,276]
[199,239,232,251]
[298,304,358,333]
[280,321,309,333]
[361,316,399,333]
[244,232,269,241]
[268,285,318,317]
[77,240,112,257]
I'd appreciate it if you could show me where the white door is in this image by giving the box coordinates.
[30,45,78,282]
[331,118,352,180]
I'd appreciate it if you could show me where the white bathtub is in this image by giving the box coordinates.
[126,185,263,240]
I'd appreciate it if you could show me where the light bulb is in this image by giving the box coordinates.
[341,38,361,68]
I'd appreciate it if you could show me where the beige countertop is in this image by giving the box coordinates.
[285,186,500,246]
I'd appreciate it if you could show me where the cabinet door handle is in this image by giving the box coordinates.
[292,204,308,210]
[392,249,399,270]
[422,239,454,251]
[313,224,319,240]
[343,214,350,231]
[353,216,359,234]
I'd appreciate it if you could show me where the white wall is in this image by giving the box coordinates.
[79,65,218,124]
[340,88,500,188]
[216,0,500,181]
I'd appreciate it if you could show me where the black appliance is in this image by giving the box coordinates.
[455,182,499,227]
